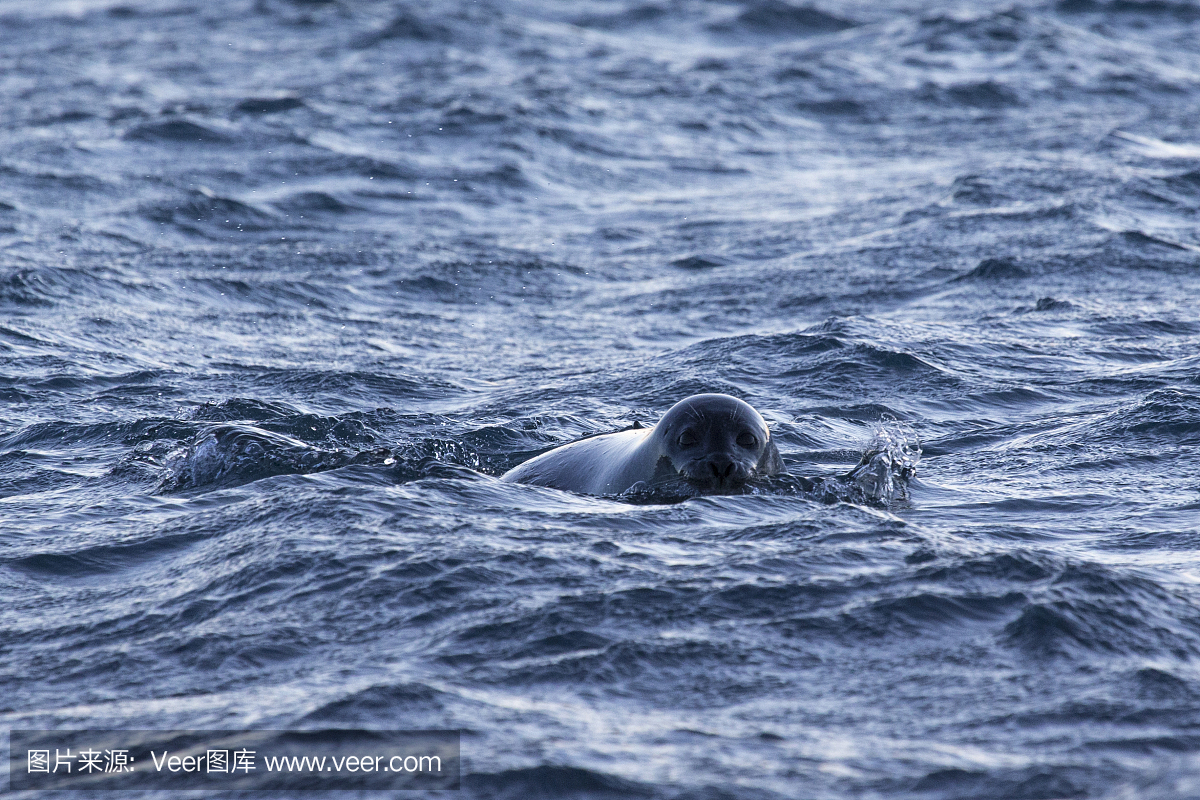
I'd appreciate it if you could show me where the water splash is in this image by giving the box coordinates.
[160,424,382,492]
[845,419,922,506]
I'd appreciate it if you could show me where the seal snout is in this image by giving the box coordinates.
[708,455,751,492]
[709,456,735,482]
[681,454,751,492]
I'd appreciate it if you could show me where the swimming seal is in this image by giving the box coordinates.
[501,394,783,495]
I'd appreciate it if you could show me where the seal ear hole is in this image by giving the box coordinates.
[737,432,757,448]
[678,430,698,447]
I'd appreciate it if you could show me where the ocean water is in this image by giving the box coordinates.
[3,0,1200,796]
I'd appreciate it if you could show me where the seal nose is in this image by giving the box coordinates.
[708,457,735,484]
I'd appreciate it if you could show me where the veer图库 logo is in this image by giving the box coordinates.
[9,729,460,791]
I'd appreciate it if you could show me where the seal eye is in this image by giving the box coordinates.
[736,432,757,449]
[678,430,698,448]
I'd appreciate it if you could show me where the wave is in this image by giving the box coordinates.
[299,683,449,726]
[140,188,278,234]
[160,424,375,492]
[710,1,858,36]
[464,765,658,799]
[123,118,238,144]
[6,531,210,578]
[1058,0,1200,18]
[353,8,454,48]
[234,96,305,115]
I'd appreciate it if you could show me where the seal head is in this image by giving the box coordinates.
[654,394,782,492]
[500,393,783,495]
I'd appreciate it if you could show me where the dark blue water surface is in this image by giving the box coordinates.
[4,0,1200,797]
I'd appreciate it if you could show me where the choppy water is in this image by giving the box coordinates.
[3,0,1200,797]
